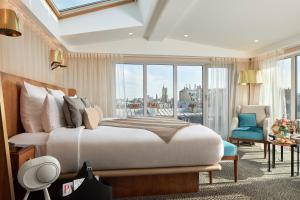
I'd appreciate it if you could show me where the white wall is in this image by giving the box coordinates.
[69,38,250,58]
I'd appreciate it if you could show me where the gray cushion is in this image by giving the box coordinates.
[81,97,91,108]
[63,96,86,128]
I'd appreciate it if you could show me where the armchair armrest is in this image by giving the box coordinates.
[263,117,272,140]
[230,117,239,136]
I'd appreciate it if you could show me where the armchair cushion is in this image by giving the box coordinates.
[232,127,264,141]
[238,113,257,127]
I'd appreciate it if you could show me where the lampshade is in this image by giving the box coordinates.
[0,8,21,37]
[238,70,263,85]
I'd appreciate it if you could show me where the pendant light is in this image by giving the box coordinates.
[0,0,21,37]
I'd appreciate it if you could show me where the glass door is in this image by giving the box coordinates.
[177,65,203,123]
[146,65,174,117]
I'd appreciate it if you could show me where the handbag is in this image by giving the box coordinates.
[60,161,112,200]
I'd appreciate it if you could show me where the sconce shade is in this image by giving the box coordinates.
[50,50,64,65]
[238,70,263,85]
[50,50,67,70]
[0,9,21,37]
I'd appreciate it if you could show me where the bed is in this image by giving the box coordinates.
[1,72,223,198]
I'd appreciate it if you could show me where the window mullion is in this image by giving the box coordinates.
[143,64,147,117]
[173,65,178,119]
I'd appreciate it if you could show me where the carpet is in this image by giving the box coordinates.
[120,145,300,200]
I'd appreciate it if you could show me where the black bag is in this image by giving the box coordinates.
[60,161,112,200]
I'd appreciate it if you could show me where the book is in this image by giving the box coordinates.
[62,182,73,197]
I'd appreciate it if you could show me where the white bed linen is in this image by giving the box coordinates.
[9,133,49,157]
[46,125,224,173]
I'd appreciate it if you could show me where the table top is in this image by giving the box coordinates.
[9,145,34,155]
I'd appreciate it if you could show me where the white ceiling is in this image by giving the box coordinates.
[20,0,300,57]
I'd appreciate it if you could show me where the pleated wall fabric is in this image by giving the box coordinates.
[61,53,123,117]
[0,20,63,84]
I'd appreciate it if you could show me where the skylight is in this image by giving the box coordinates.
[46,0,135,19]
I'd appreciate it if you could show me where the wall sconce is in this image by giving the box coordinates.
[0,8,22,37]
[50,50,67,70]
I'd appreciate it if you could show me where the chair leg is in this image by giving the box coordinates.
[209,171,212,184]
[234,159,238,182]
[43,188,51,200]
[24,191,30,200]
[237,140,240,147]
[264,142,267,159]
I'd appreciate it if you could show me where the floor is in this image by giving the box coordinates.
[120,145,300,200]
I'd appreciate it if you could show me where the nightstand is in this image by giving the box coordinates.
[10,145,35,176]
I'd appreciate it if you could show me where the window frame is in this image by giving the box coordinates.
[45,0,135,19]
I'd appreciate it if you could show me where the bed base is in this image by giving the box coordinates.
[60,164,221,198]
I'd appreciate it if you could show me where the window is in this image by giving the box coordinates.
[177,66,203,123]
[115,63,230,138]
[278,58,292,119]
[116,64,143,117]
[147,65,174,117]
[46,0,134,19]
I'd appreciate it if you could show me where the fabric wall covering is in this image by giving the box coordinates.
[0,16,63,84]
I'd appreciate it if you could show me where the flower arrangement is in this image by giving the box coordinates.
[272,118,296,138]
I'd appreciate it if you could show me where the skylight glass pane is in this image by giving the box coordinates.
[51,0,108,11]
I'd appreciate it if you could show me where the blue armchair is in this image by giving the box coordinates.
[229,105,271,158]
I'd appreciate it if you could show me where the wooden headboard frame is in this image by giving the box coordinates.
[0,72,76,138]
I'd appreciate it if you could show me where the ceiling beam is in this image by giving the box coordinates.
[143,0,197,41]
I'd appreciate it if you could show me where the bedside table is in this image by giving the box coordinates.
[10,145,35,176]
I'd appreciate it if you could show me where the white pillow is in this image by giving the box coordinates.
[20,82,48,132]
[47,88,65,99]
[41,94,66,132]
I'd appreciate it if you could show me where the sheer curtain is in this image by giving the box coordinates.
[257,51,287,121]
[207,58,237,139]
[115,63,127,118]
[61,53,123,117]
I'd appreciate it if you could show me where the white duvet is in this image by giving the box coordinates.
[46,125,224,173]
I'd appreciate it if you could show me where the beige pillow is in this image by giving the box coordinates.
[41,94,66,132]
[94,105,103,123]
[83,108,100,129]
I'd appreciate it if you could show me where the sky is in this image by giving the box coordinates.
[52,0,104,11]
[116,64,203,100]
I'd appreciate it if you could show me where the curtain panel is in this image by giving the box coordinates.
[254,51,287,121]
[208,58,240,139]
[61,53,123,117]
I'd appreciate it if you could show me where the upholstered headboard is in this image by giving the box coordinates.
[0,72,76,138]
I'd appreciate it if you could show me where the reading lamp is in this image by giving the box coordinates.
[0,0,22,37]
[238,69,263,104]
[50,50,67,70]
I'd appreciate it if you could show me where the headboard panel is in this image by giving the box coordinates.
[0,72,76,138]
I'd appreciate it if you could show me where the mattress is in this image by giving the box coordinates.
[9,132,49,157]
[46,124,224,173]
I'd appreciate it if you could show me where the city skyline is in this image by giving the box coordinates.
[116,64,203,100]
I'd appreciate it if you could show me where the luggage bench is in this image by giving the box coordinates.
[209,140,238,183]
